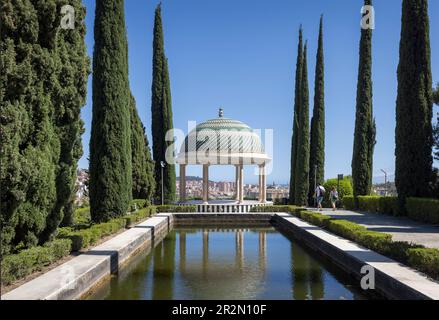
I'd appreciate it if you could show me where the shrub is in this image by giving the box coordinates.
[73,207,91,225]
[356,231,393,252]
[406,198,439,224]
[358,196,381,212]
[44,239,72,260]
[326,219,367,242]
[1,239,72,286]
[129,199,147,212]
[297,210,333,227]
[343,196,355,210]
[407,248,439,279]
[155,205,197,213]
[322,177,353,208]
[379,197,399,216]
[384,241,424,263]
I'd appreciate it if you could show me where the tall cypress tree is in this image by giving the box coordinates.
[1,0,89,252]
[151,4,176,204]
[395,0,433,206]
[294,42,310,206]
[130,92,156,203]
[308,16,325,204]
[89,0,132,222]
[352,0,376,198]
[289,27,303,205]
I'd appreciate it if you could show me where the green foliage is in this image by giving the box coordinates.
[343,196,355,210]
[407,248,439,279]
[294,42,310,206]
[294,209,439,280]
[151,4,176,204]
[73,207,91,225]
[357,196,380,212]
[58,206,156,251]
[326,219,367,242]
[297,210,332,228]
[395,0,433,208]
[0,0,89,253]
[322,177,353,207]
[1,239,72,286]
[289,27,303,205]
[129,199,147,212]
[405,197,439,224]
[155,205,197,213]
[309,16,325,204]
[352,0,376,197]
[130,93,155,204]
[89,0,132,222]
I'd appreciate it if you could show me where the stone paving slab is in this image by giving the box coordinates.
[313,208,439,249]
[274,213,439,300]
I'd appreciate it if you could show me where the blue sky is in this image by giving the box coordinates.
[79,0,439,184]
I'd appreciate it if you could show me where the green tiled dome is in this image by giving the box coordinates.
[180,109,265,155]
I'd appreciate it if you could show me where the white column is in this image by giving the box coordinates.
[203,164,209,204]
[259,165,263,203]
[239,165,244,203]
[261,164,266,203]
[179,164,186,202]
[235,165,240,201]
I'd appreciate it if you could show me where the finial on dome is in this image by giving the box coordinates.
[218,107,224,118]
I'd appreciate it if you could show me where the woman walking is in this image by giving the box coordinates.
[329,187,339,211]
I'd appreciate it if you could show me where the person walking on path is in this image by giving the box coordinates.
[315,184,325,211]
[329,187,339,211]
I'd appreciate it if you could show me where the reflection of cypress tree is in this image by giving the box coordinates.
[152,241,164,299]
[308,258,324,300]
[179,231,187,273]
[162,231,176,299]
[152,232,176,299]
[291,243,309,300]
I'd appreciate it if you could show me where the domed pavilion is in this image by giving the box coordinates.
[176,108,272,213]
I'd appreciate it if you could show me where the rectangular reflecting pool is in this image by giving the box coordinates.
[87,226,378,300]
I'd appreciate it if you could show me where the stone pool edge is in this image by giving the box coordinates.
[2,214,174,300]
[3,212,439,300]
[272,213,439,300]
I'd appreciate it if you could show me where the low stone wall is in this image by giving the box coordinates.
[272,213,439,300]
[2,214,173,300]
[173,213,273,226]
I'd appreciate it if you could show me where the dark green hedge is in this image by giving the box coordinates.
[1,239,72,286]
[58,207,156,251]
[292,209,439,280]
[406,198,439,224]
[342,196,355,210]
[344,196,438,223]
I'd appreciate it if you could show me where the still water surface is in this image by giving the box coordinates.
[88,226,373,300]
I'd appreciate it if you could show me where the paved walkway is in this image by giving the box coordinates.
[312,208,439,249]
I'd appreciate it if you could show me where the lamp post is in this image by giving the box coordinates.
[314,165,317,207]
[381,169,388,196]
[160,161,165,205]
